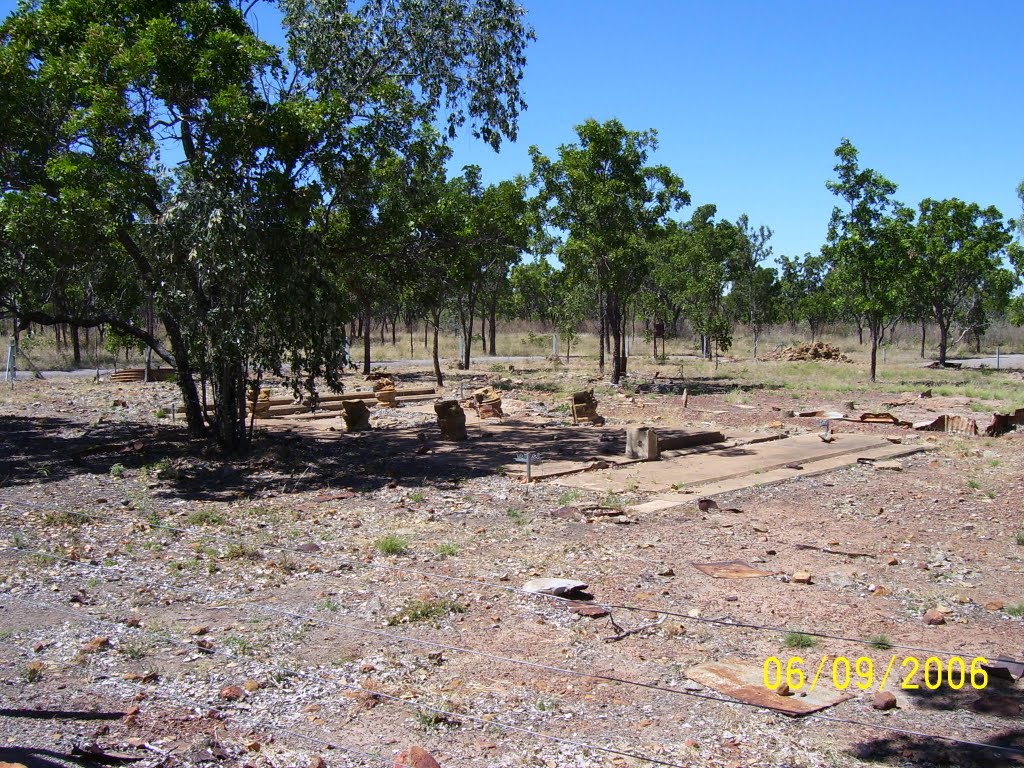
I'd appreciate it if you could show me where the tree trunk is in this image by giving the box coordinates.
[598,292,606,376]
[487,295,497,356]
[920,320,927,358]
[937,322,949,365]
[869,320,880,382]
[362,303,372,375]
[165,316,206,439]
[211,358,247,453]
[610,293,623,384]
[479,314,486,354]
[752,327,760,360]
[71,325,82,367]
[620,308,628,376]
[431,312,444,387]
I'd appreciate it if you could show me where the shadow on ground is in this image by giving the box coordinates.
[0,412,643,500]
[849,682,1024,766]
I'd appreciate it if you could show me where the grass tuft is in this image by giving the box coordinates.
[387,598,466,626]
[867,634,893,650]
[374,534,410,555]
[783,632,818,649]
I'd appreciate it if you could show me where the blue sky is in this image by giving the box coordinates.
[443,0,1024,261]
[3,0,1020,262]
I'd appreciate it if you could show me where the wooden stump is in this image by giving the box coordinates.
[341,400,372,432]
[434,400,468,441]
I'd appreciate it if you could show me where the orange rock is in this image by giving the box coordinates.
[394,746,441,768]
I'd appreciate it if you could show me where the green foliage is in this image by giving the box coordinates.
[435,542,460,558]
[868,634,893,650]
[186,509,225,527]
[109,463,126,478]
[530,118,688,383]
[1006,603,1024,618]
[783,632,818,649]
[824,139,914,381]
[0,0,533,452]
[387,598,466,626]
[911,198,1013,363]
[374,534,410,555]
[1015,531,1024,546]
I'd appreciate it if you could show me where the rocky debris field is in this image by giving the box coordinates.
[1,366,1023,768]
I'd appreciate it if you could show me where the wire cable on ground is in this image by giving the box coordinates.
[3,497,1019,665]
[0,637,425,768]
[4,545,1022,760]
[0,595,695,768]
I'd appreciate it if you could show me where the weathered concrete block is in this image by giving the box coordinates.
[625,426,659,460]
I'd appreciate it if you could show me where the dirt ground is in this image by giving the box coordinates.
[1,356,1022,768]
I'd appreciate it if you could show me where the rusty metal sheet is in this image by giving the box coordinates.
[687,659,853,716]
[692,561,774,579]
[985,408,1024,437]
[854,412,912,427]
[913,414,979,436]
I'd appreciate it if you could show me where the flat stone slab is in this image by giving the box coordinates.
[553,433,923,496]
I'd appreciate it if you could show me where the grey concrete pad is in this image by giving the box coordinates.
[552,432,922,496]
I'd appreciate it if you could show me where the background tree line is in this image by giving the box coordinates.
[2,1,1022,450]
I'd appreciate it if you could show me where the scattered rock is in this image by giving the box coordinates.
[791,570,812,584]
[886,557,899,566]
[922,609,946,625]
[984,600,1005,611]
[243,678,262,692]
[656,567,675,577]
[872,691,897,711]
[219,684,245,701]
[296,542,322,553]
[570,603,609,618]
[188,625,210,636]
[80,636,111,654]
[522,578,589,597]
[309,757,328,768]
[394,746,441,768]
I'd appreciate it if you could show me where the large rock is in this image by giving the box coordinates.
[922,608,946,625]
[522,578,588,597]
[394,746,441,768]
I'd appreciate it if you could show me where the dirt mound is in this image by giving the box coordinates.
[767,341,851,362]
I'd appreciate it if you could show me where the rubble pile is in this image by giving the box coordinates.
[766,341,851,362]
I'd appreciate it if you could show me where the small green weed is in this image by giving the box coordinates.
[109,463,126,478]
[22,661,45,683]
[505,508,527,525]
[783,632,818,649]
[414,709,450,731]
[11,531,27,549]
[118,638,151,660]
[316,598,340,612]
[1015,531,1024,546]
[602,493,625,509]
[435,542,460,558]
[387,598,466,626]
[1006,603,1024,618]
[966,478,982,490]
[223,634,255,655]
[187,509,225,527]
[557,489,584,505]
[867,634,893,650]
[42,510,84,527]
[222,542,261,561]
[408,491,425,503]
[154,407,168,419]
[374,534,410,555]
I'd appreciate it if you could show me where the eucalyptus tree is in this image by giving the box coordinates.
[446,168,530,370]
[530,119,688,384]
[776,254,834,340]
[823,139,913,382]
[910,198,1012,364]
[730,215,777,358]
[0,0,533,451]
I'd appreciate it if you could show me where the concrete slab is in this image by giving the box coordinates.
[552,432,924,497]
